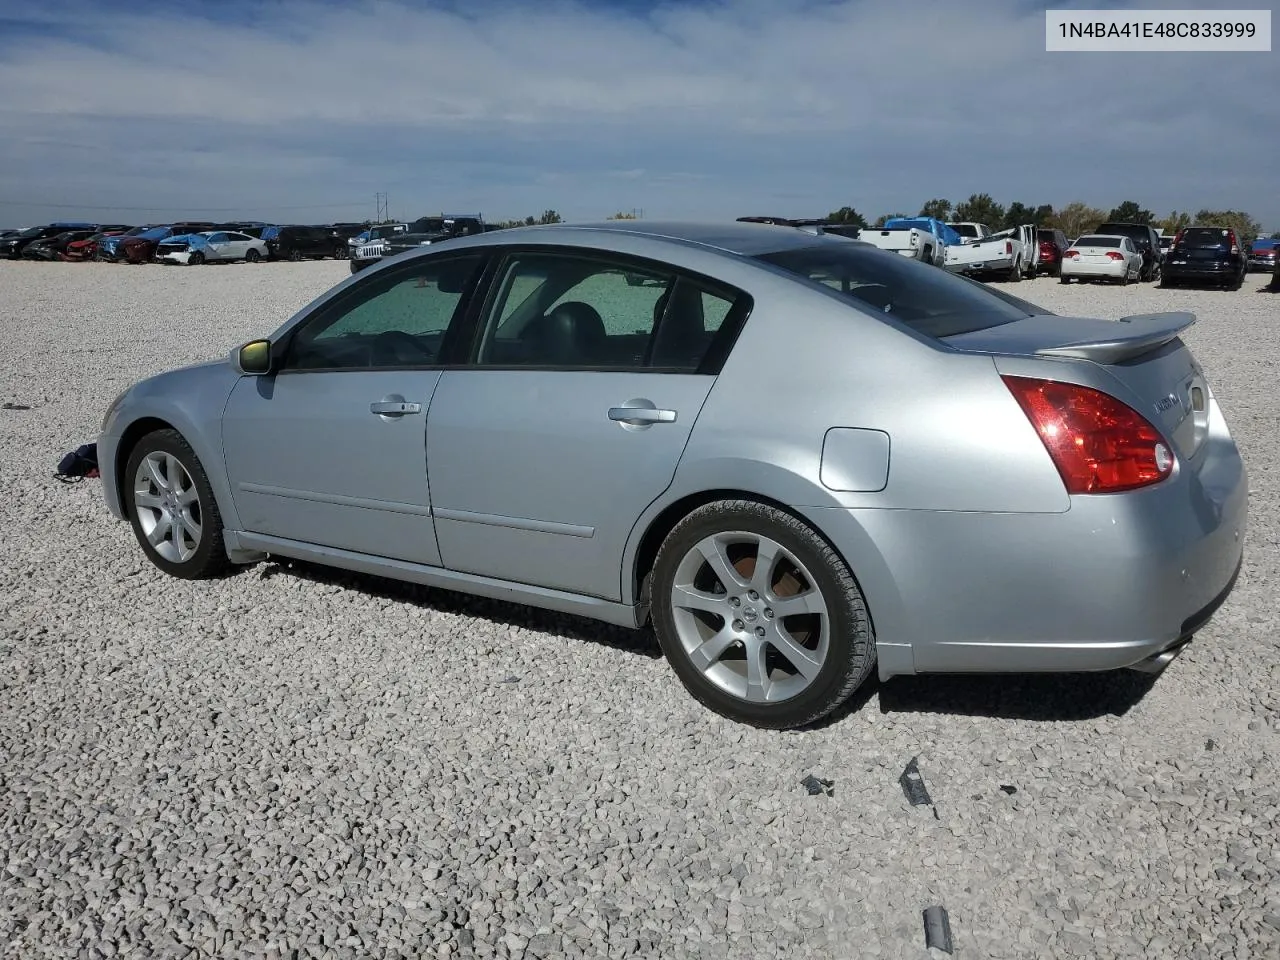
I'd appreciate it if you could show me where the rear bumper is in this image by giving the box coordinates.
[1247,257,1275,271]
[1061,259,1126,279]
[1164,263,1240,282]
[812,399,1248,680]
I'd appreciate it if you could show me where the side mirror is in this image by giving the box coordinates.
[232,338,273,375]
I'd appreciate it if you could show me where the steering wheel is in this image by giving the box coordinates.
[371,330,436,364]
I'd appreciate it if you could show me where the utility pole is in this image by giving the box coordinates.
[375,192,389,222]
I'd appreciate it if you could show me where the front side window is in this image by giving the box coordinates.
[282,255,484,371]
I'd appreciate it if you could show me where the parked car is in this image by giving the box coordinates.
[97,220,1246,730]
[97,225,157,261]
[63,228,133,261]
[21,229,98,260]
[1036,228,1071,277]
[382,215,486,258]
[1092,221,1163,281]
[946,222,993,243]
[1059,234,1145,284]
[857,216,958,266]
[945,224,1041,281]
[2,222,97,259]
[1160,226,1248,290]
[1246,237,1277,273]
[116,225,214,264]
[349,223,410,273]
[262,225,344,261]
[157,231,270,265]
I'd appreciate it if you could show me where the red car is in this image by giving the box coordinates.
[63,229,130,262]
[1036,228,1070,277]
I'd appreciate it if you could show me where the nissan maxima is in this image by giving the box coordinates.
[97,220,1248,729]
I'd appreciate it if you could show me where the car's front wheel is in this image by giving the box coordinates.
[125,429,230,580]
[650,500,875,729]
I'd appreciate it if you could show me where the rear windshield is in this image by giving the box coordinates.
[1075,236,1121,247]
[950,224,981,238]
[1096,224,1150,245]
[754,243,1042,339]
[1178,228,1232,247]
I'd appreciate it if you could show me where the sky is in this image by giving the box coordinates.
[0,0,1275,229]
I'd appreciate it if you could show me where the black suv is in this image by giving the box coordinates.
[1160,226,1248,290]
[261,225,343,260]
[1093,222,1163,281]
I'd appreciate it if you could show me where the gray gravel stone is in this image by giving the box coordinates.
[1,262,1279,959]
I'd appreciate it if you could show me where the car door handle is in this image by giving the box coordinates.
[609,406,676,424]
[370,401,421,415]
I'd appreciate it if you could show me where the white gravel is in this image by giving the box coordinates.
[2,259,1278,959]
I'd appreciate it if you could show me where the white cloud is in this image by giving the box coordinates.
[0,0,1274,227]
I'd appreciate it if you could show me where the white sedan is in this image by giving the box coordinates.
[1059,234,1144,284]
[158,231,269,265]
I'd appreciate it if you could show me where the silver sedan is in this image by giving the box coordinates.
[98,220,1248,729]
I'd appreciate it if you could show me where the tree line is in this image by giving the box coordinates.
[825,195,1273,242]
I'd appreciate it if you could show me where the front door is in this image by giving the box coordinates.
[426,250,746,600]
[220,252,487,565]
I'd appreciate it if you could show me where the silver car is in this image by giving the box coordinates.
[98,220,1248,729]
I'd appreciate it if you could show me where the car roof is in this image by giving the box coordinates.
[447,219,844,258]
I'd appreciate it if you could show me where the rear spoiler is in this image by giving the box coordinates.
[1034,311,1196,364]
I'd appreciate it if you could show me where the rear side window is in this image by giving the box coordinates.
[755,242,1039,339]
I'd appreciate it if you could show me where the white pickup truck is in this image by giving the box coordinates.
[855,217,953,266]
[943,224,1041,281]
[947,222,993,243]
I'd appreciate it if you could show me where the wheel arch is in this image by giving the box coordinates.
[114,416,178,519]
[624,481,907,667]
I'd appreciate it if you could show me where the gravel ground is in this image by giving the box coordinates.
[2,259,1278,960]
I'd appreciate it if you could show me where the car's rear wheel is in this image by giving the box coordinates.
[246,249,261,263]
[288,249,302,262]
[650,500,875,729]
[188,251,205,266]
[1007,258,1022,282]
[125,429,230,580]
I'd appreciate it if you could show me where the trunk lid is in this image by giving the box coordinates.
[944,312,1210,459]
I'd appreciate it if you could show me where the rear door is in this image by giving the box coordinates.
[425,250,750,600]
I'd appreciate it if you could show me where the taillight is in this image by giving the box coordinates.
[1227,231,1239,255]
[1005,241,1013,255]
[1002,376,1174,494]
[1106,251,1125,261]
[1064,249,1079,258]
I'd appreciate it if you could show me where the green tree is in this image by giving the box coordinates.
[538,210,563,225]
[1003,202,1035,230]
[918,198,952,221]
[827,206,868,227]
[953,193,1005,229]
[872,212,907,228]
[1105,200,1154,224]
[607,211,638,220]
[1048,201,1109,239]
[1032,204,1055,227]
[1192,209,1262,242]
[1160,210,1192,235]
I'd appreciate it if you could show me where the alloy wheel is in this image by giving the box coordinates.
[132,452,203,564]
[668,531,830,704]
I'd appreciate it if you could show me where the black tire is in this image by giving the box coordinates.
[124,429,230,580]
[650,499,875,729]
[245,249,261,263]
[288,249,302,262]
[1008,258,1022,282]
[188,251,205,266]
[1059,275,1071,285]
[333,244,349,260]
